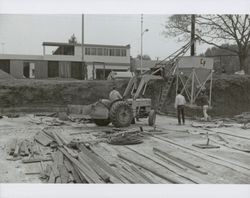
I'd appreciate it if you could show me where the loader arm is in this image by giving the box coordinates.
[123,74,162,100]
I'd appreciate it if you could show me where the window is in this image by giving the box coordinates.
[90,48,97,55]
[97,48,103,56]
[104,48,109,56]
[109,49,115,56]
[115,49,121,56]
[85,48,91,55]
[121,49,126,56]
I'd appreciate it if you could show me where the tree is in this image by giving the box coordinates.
[68,34,77,44]
[164,15,250,74]
[136,54,151,60]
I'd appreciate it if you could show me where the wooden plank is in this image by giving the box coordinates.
[52,131,64,146]
[128,164,154,183]
[22,157,53,163]
[58,164,69,183]
[78,152,110,183]
[55,131,70,145]
[153,136,250,176]
[34,132,54,146]
[77,155,104,183]
[72,164,88,183]
[64,158,82,183]
[80,145,124,183]
[13,141,21,157]
[120,165,147,183]
[8,138,17,155]
[59,147,100,183]
[125,146,202,183]
[117,153,181,184]
[153,147,201,169]
[154,151,188,171]
[153,148,208,175]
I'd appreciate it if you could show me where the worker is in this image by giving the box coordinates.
[109,86,123,102]
[199,90,210,121]
[174,90,186,125]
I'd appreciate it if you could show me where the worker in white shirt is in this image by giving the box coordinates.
[174,90,186,125]
[109,86,123,102]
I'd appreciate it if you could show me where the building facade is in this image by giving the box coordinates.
[0,42,131,80]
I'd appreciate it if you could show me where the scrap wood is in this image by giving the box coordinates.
[128,164,154,183]
[63,158,82,183]
[58,147,101,183]
[34,131,54,146]
[153,148,208,175]
[153,136,250,176]
[13,141,21,157]
[51,131,63,147]
[69,130,95,136]
[117,153,181,184]
[78,152,110,183]
[22,157,52,163]
[206,128,250,141]
[209,136,250,153]
[120,165,148,184]
[191,122,222,128]
[154,151,188,171]
[80,145,124,183]
[57,164,70,183]
[8,138,17,155]
[125,146,200,184]
[20,141,29,156]
[242,123,250,129]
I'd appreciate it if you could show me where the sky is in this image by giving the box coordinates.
[0,14,209,60]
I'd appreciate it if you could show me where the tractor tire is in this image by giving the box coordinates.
[109,101,133,128]
[93,119,110,126]
[148,109,156,126]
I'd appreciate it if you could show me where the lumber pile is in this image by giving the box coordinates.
[233,112,250,123]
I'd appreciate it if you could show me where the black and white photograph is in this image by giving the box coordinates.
[0,0,250,197]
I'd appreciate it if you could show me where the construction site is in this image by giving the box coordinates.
[0,14,250,185]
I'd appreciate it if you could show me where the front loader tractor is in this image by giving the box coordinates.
[90,74,160,128]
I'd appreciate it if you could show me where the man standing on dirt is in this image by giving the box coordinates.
[174,90,186,125]
[109,86,123,102]
[199,90,210,121]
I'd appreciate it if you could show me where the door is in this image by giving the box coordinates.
[71,62,84,80]
[48,61,59,78]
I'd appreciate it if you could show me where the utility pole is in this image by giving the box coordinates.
[190,14,196,56]
[140,14,143,75]
[81,14,86,80]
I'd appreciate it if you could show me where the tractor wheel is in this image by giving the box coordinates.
[148,109,156,126]
[109,101,133,128]
[93,119,110,126]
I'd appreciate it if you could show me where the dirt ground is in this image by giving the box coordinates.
[1,113,250,184]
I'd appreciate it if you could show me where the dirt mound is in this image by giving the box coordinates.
[0,79,128,110]
[144,75,250,117]
[0,75,249,117]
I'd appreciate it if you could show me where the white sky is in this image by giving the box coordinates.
[0,14,209,59]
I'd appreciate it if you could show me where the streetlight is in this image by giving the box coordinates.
[140,28,149,74]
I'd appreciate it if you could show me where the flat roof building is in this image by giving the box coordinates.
[0,42,131,80]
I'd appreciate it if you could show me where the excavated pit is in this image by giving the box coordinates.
[0,75,249,117]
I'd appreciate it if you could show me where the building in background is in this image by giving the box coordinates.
[0,42,131,80]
